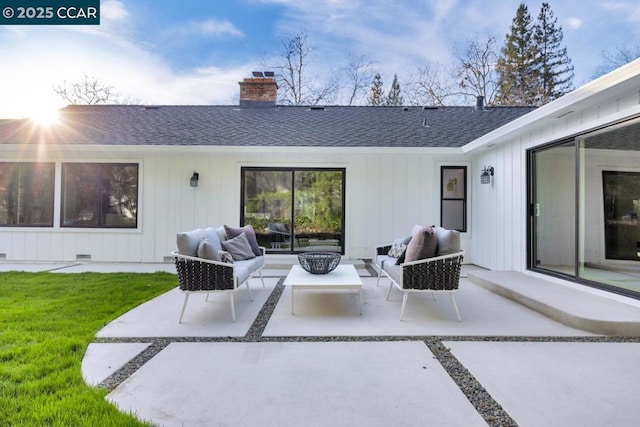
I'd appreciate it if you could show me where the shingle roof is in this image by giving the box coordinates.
[0,104,536,148]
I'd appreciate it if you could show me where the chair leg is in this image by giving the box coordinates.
[178,293,190,323]
[386,282,394,300]
[245,281,253,301]
[376,268,382,287]
[400,292,409,321]
[450,293,461,322]
[258,269,265,288]
[230,293,236,322]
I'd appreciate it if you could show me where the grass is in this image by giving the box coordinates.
[0,271,177,426]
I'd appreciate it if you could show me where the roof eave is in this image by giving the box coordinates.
[461,58,640,154]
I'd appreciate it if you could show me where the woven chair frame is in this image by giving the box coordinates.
[173,254,236,292]
[402,253,464,291]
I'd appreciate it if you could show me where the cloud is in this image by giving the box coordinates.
[182,19,245,38]
[566,17,583,29]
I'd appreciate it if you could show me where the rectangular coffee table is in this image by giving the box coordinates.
[283,264,363,315]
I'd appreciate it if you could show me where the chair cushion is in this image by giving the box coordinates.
[222,232,256,261]
[384,263,403,286]
[202,227,223,252]
[376,254,395,270]
[197,239,221,261]
[176,229,205,256]
[434,227,461,256]
[404,226,437,262]
[225,225,262,256]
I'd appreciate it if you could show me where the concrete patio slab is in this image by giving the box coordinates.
[82,343,151,386]
[447,341,640,427]
[106,341,486,427]
[263,277,593,337]
[97,278,279,338]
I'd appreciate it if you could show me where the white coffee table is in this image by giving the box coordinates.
[283,264,364,315]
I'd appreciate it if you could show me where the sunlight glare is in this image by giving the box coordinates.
[29,105,60,125]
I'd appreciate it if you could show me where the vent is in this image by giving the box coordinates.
[402,107,409,111]
[308,106,325,111]
[423,106,438,110]
[0,253,6,260]
[143,106,159,110]
[76,254,92,261]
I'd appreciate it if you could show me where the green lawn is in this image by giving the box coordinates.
[0,271,177,426]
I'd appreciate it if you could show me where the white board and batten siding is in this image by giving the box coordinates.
[0,146,471,263]
[467,59,640,272]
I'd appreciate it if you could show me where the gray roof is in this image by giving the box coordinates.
[1,104,536,148]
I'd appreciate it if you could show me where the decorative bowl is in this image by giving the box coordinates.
[298,252,341,274]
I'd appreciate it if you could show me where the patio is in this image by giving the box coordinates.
[37,259,636,427]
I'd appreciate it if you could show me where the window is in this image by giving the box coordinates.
[241,167,345,254]
[61,163,138,228]
[440,166,467,232]
[0,162,55,226]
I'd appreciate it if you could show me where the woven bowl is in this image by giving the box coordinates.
[298,252,341,274]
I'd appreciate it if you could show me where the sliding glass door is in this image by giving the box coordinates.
[529,140,576,276]
[241,168,345,254]
[529,118,640,296]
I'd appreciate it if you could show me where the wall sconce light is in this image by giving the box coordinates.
[190,171,199,187]
[480,166,494,184]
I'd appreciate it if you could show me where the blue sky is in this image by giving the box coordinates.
[1,0,640,118]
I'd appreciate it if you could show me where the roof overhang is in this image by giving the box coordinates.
[462,58,640,154]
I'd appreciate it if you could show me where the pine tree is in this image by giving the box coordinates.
[386,74,404,106]
[368,73,384,106]
[535,2,574,103]
[495,3,541,106]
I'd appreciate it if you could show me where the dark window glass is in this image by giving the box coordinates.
[241,168,345,254]
[440,166,467,232]
[0,162,55,226]
[61,163,138,228]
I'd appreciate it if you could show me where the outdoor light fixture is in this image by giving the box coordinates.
[480,166,494,184]
[190,171,199,187]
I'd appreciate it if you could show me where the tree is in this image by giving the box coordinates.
[368,73,385,106]
[269,32,338,105]
[534,2,574,103]
[594,45,640,78]
[343,53,374,106]
[386,74,403,106]
[406,63,456,106]
[53,74,140,105]
[495,3,540,106]
[53,74,115,105]
[455,33,500,105]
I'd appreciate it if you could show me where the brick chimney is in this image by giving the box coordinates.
[238,71,278,108]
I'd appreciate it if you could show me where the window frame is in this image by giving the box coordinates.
[0,162,55,227]
[60,162,139,229]
[440,166,467,232]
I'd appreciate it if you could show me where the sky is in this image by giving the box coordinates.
[1,0,640,119]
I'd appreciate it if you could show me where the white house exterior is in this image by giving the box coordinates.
[1,61,639,298]
[464,58,640,296]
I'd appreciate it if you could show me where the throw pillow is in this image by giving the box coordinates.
[222,232,256,261]
[404,226,438,262]
[224,225,261,256]
[435,227,461,256]
[197,239,221,261]
[387,240,408,258]
[176,229,205,256]
[218,250,234,264]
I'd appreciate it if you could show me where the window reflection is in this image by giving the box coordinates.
[62,163,138,228]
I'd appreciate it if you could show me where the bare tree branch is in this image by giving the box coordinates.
[266,31,339,105]
[454,33,499,105]
[52,74,140,105]
[343,53,374,105]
